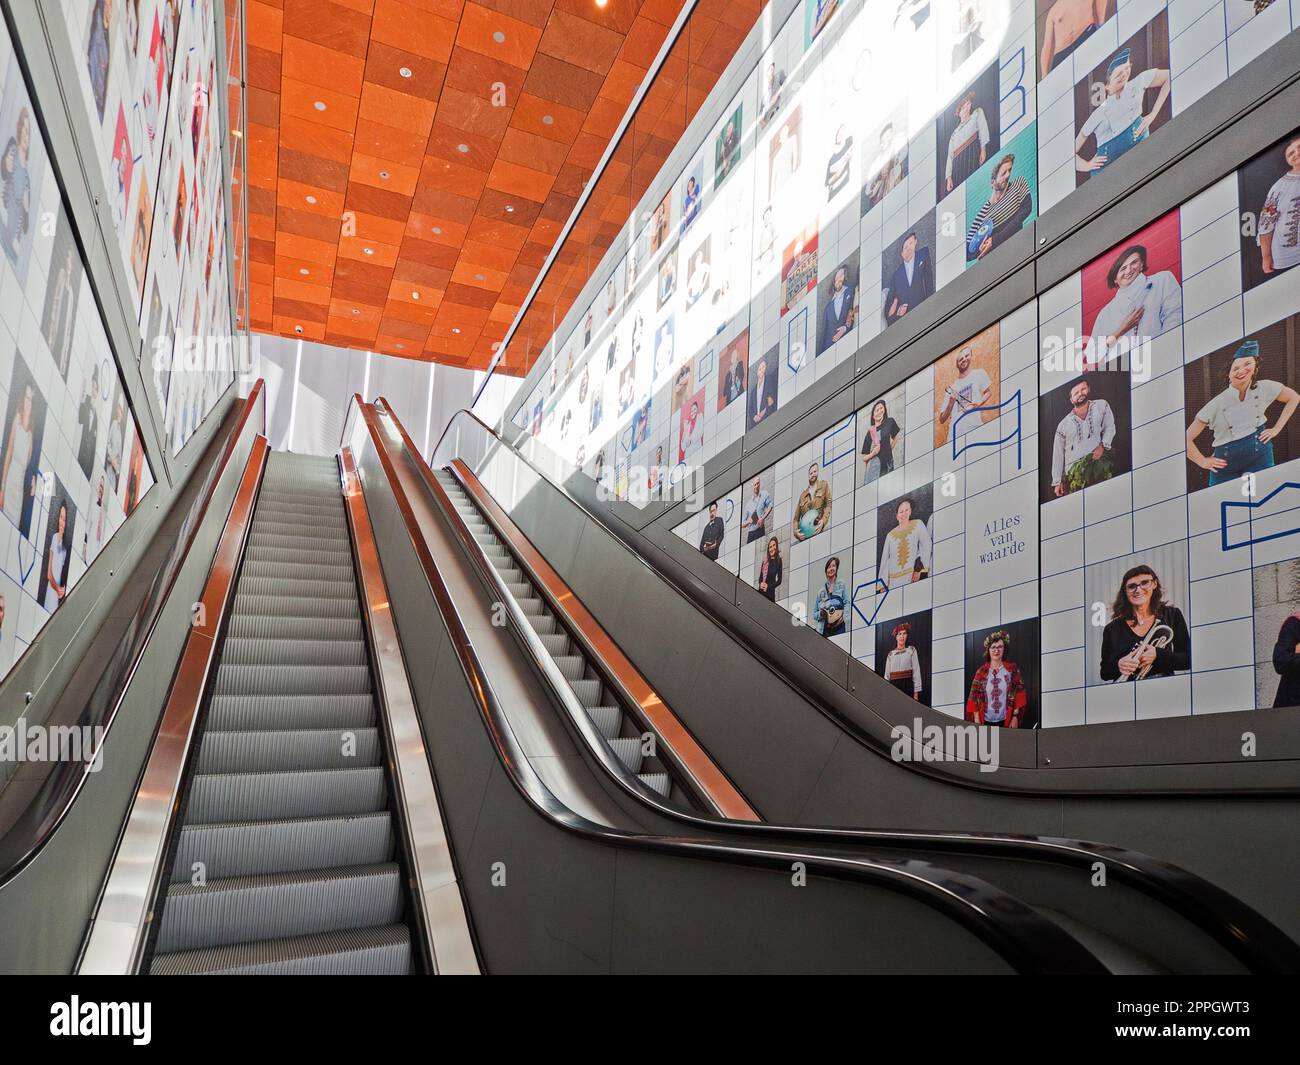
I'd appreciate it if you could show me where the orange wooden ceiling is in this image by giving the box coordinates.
[245,0,762,373]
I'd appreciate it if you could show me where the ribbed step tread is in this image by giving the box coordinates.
[226,614,363,642]
[150,923,411,975]
[221,637,368,667]
[156,864,403,953]
[569,679,601,707]
[184,766,387,823]
[171,812,394,882]
[538,632,571,656]
[587,705,622,740]
[554,655,585,681]
[607,736,644,773]
[237,577,358,601]
[639,772,671,797]
[232,593,360,621]
[245,545,352,567]
[195,727,381,773]
[208,694,375,732]
[249,524,350,544]
[213,664,372,697]
[242,559,356,583]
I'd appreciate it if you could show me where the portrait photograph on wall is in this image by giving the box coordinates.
[1253,557,1300,710]
[933,322,1001,450]
[1081,208,1182,366]
[0,63,48,284]
[1183,315,1300,493]
[35,477,75,615]
[859,385,905,486]
[964,127,1038,268]
[717,330,748,412]
[792,459,834,543]
[781,224,819,317]
[816,250,860,356]
[861,108,909,214]
[881,214,937,328]
[963,618,1041,729]
[40,210,83,382]
[768,105,802,199]
[1038,370,1133,503]
[753,525,787,602]
[877,484,935,589]
[714,104,743,187]
[808,548,852,640]
[937,61,1001,200]
[1084,543,1192,687]
[739,469,777,546]
[875,609,932,705]
[747,344,780,430]
[1,352,47,543]
[1036,0,1117,78]
[1238,126,1300,295]
[1072,9,1172,187]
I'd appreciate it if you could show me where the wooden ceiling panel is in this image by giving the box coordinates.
[249,0,762,371]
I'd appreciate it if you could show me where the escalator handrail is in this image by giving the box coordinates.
[79,435,269,973]
[362,401,1109,975]
[427,408,1300,976]
[0,382,265,891]
[381,398,757,822]
[338,444,480,975]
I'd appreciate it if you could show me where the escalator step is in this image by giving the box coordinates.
[184,766,387,823]
[587,705,622,740]
[171,812,395,882]
[514,596,544,617]
[221,637,368,667]
[196,727,381,773]
[242,559,356,583]
[607,737,644,774]
[538,632,571,657]
[553,655,586,682]
[208,694,375,732]
[244,544,353,568]
[226,614,363,642]
[232,594,360,621]
[639,772,671,797]
[504,582,532,599]
[150,923,411,976]
[238,576,360,601]
[213,664,372,698]
[569,679,602,707]
[249,524,350,545]
[155,863,404,953]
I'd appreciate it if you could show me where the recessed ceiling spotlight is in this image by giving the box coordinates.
[411,291,420,299]
[492,30,506,43]
[431,226,442,234]
[299,268,310,275]
[294,324,304,333]
[352,309,361,315]
[456,143,469,154]
[452,327,461,334]
[505,204,514,212]
[363,247,374,255]
[313,100,326,111]
[398,66,412,78]
[595,0,608,7]
[305,195,317,204]
[396,343,405,349]
[541,114,554,125]
[474,273,485,281]
[378,170,389,179]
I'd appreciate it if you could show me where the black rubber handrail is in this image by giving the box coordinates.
[0,383,265,890]
[363,400,1108,975]
[420,403,1300,976]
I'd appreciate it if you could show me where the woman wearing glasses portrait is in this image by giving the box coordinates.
[1099,565,1190,682]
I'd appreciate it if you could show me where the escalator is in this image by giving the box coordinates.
[409,404,1300,975]
[148,452,411,975]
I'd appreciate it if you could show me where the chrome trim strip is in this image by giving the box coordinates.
[78,435,269,975]
[339,442,479,976]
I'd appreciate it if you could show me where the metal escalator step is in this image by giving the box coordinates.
[184,766,388,823]
[587,705,622,740]
[504,581,532,599]
[257,495,343,511]
[226,614,363,642]
[498,565,523,584]
[525,613,556,636]
[237,576,360,600]
[232,594,360,621]
[241,559,355,583]
[245,545,352,568]
[607,737,644,774]
[553,655,585,682]
[213,664,372,698]
[538,632,570,656]
[171,812,395,883]
[254,507,346,525]
[221,637,368,667]
[208,694,375,732]
[155,863,404,953]
[569,679,602,707]
[514,596,544,617]
[250,524,350,544]
[150,923,411,975]
[639,772,671,797]
[196,727,381,773]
